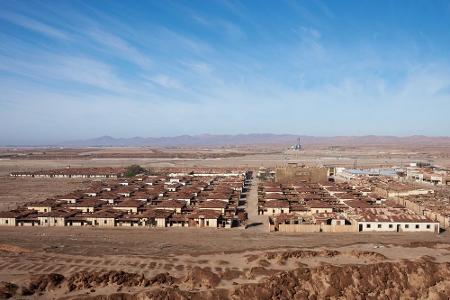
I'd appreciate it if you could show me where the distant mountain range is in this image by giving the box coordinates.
[61,134,450,147]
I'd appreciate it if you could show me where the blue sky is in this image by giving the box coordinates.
[1,0,450,144]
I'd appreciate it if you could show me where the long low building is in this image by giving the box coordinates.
[269,212,356,233]
[354,213,440,233]
[10,167,126,178]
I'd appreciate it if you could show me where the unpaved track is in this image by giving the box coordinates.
[0,227,448,257]
[246,177,268,231]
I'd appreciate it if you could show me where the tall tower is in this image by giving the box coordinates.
[295,137,302,161]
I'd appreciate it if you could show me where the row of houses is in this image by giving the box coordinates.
[390,190,450,229]
[261,181,440,233]
[406,165,450,186]
[0,171,252,228]
[10,167,126,178]
[258,182,344,217]
[0,207,228,228]
[160,167,250,178]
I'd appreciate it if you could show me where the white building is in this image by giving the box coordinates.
[356,214,439,233]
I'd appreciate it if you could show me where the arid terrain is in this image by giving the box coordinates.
[1,228,449,299]
[1,145,450,299]
[2,144,450,176]
[0,177,89,211]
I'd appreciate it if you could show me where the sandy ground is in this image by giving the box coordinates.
[0,227,448,257]
[2,146,450,176]
[0,177,90,211]
[0,227,449,299]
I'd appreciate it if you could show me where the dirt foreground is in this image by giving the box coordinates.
[1,227,450,299]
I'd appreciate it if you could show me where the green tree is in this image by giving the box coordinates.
[124,164,146,177]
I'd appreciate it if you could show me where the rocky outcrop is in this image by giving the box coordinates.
[233,258,450,300]
[182,267,221,289]
[221,269,243,281]
[1,271,174,299]
[22,273,65,296]
[0,281,18,299]
[265,249,340,261]
[246,267,279,279]
[347,250,387,261]
[2,257,450,299]
[67,271,151,291]
[75,288,229,300]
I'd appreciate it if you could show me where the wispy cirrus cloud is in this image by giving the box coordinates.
[1,0,450,144]
[86,28,152,68]
[187,9,245,40]
[0,11,70,40]
[147,74,183,90]
[181,61,213,75]
[0,52,128,94]
[156,26,213,54]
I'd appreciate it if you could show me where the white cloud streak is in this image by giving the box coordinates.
[1,1,450,143]
[86,28,152,68]
[0,12,70,40]
[148,74,183,90]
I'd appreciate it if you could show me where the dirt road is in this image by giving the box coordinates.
[245,177,268,231]
[0,227,448,257]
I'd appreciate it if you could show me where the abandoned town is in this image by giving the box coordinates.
[2,0,450,299]
[1,142,450,299]
[2,163,448,235]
